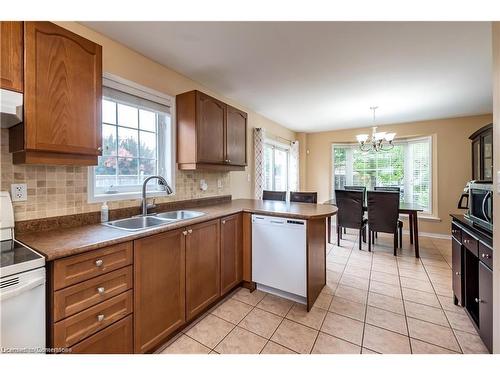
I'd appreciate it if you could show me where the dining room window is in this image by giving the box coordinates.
[331,136,432,213]
[264,141,290,191]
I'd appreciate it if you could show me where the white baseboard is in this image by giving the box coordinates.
[401,229,450,240]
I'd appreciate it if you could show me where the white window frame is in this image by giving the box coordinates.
[331,136,433,215]
[264,139,290,192]
[88,73,176,203]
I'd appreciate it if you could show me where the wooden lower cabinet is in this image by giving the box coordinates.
[220,214,243,295]
[134,230,186,353]
[478,262,493,352]
[185,219,221,320]
[69,315,133,354]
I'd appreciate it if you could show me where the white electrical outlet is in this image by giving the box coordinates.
[200,179,208,191]
[11,183,27,202]
[217,179,223,189]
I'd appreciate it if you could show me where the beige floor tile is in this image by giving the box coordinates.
[286,304,327,330]
[340,274,370,290]
[321,281,338,295]
[369,280,402,299]
[335,284,368,304]
[313,292,333,310]
[320,312,364,346]
[400,276,434,293]
[329,296,366,321]
[407,317,460,352]
[398,268,429,281]
[212,298,253,324]
[365,306,408,335]
[238,307,283,339]
[404,300,449,327]
[260,341,297,354]
[361,347,380,354]
[271,319,318,354]
[432,281,453,297]
[454,330,489,354]
[312,332,361,354]
[437,295,466,314]
[370,271,400,286]
[162,334,211,354]
[367,292,405,315]
[232,288,266,306]
[402,288,440,308]
[371,263,399,276]
[410,338,458,354]
[327,261,345,273]
[257,294,294,317]
[362,324,411,354]
[214,327,267,354]
[185,314,235,349]
[346,259,372,270]
[327,270,343,283]
[444,310,478,334]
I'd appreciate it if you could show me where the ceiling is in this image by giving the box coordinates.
[83,22,493,132]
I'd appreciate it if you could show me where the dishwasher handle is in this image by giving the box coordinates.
[0,276,45,302]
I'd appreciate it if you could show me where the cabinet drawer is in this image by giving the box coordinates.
[53,242,133,290]
[462,232,478,256]
[53,290,133,348]
[451,224,462,242]
[479,242,493,269]
[53,266,132,322]
[69,315,133,354]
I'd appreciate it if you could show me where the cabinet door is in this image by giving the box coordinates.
[186,219,220,320]
[451,237,463,306]
[0,21,23,92]
[196,92,225,163]
[472,139,480,180]
[225,105,247,166]
[134,230,186,353]
[220,214,243,295]
[482,131,493,180]
[24,22,102,156]
[478,262,493,353]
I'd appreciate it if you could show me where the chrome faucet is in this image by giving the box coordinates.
[141,176,173,216]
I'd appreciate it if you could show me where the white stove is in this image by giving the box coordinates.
[0,191,46,353]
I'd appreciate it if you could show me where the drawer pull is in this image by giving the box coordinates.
[222,220,226,224]
[97,287,105,295]
[97,314,105,322]
[481,253,490,259]
[95,259,104,267]
[455,271,460,276]
[188,229,193,234]
[182,231,188,236]
[474,298,483,303]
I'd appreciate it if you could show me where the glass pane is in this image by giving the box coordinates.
[139,131,156,159]
[274,148,288,191]
[102,99,116,124]
[117,157,138,177]
[264,145,273,190]
[139,109,156,132]
[96,156,117,176]
[118,127,139,158]
[117,103,138,128]
[139,159,157,178]
[102,124,117,156]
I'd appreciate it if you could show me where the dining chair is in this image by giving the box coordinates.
[341,186,366,234]
[334,189,367,250]
[366,191,400,255]
[373,186,403,247]
[262,190,287,201]
[290,191,317,204]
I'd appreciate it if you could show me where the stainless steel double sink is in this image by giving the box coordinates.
[102,210,206,231]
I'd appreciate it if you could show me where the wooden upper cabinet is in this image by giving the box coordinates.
[185,219,221,320]
[134,230,186,353]
[9,21,102,165]
[176,90,247,170]
[220,213,243,295]
[0,22,23,92]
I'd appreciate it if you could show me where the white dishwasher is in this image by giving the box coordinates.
[252,214,307,303]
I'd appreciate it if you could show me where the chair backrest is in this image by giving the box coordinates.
[262,190,287,201]
[374,186,401,194]
[335,189,365,229]
[344,185,366,205]
[367,191,400,233]
[290,191,317,204]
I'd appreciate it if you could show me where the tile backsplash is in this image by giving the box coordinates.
[1,129,230,221]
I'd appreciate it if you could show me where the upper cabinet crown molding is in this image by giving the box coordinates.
[4,21,103,165]
[176,90,247,171]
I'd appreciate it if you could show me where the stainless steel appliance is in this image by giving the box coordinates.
[460,181,493,233]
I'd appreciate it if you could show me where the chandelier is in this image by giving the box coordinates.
[356,107,396,152]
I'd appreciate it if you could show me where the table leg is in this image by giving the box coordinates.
[408,214,414,244]
[327,216,332,244]
[413,212,420,258]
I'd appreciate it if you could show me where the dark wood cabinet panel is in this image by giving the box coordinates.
[220,214,243,295]
[186,219,221,320]
[470,123,493,181]
[478,262,493,353]
[134,230,186,353]
[452,237,463,306]
[196,92,225,164]
[225,105,247,166]
[0,21,23,92]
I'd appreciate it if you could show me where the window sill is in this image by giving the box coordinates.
[88,190,175,204]
[399,214,441,222]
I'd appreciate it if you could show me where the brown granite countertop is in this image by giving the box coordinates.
[16,199,337,261]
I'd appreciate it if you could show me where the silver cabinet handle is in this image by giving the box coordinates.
[97,314,105,322]
[97,146,102,152]
[481,253,490,259]
[188,229,193,234]
[182,231,188,236]
[455,271,460,276]
[95,259,103,267]
[222,220,226,224]
[475,298,482,303]
[97,287,105,295]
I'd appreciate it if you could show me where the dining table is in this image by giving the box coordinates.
[323,199,424,258]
